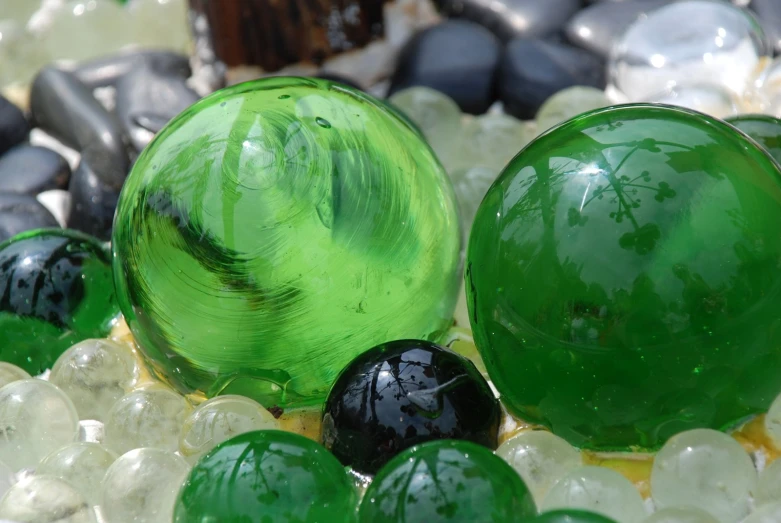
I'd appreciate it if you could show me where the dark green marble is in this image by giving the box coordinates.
[533,510,617,522]
[358,440,536,522]
[725,114,781,165]
[0,228,118,374]
[467,104,781,450]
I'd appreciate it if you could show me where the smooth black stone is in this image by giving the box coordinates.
[321,339,501,475]
[0,145,71,195]
[30,66,128,189]
[70,50,191,89]
[315,72,364,91]
[115,64,200,152]
[0,95,30,157]
[67,148,121,241]
[389,21,501,114]
[434,0,580,42]
[0,193,60,243]
[753,0,781,55]
[498,38,606,120]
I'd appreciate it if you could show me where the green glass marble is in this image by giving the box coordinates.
[112,77,461,407]
[0,228,118,375]
[174,430,357,523]
[725,114,781,165]
[534,510,617,523]
[467,104,781,450]
[358,440,536,523]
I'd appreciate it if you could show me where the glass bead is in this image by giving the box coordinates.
[536,510,618,522]
[112,77,461,408]
[450,113,531,173]
[49,339,140,422]
[536,87,611,134]
[725,114,781,165]
[104,386,192,455]
[129,0,191,54]
[321,339,500,475]
[644,506,720,523]
[0,229,118,376]
[0,475,96,523]
[450,166,499,240]
[766,391,781,447]
[743,501,781,523]
[496,430,582,504]
[178,395,279,463]
[0,379,79,472]
[609,1,768,101]
[753,456,781,506]
[650,429,756,523]
[647,83,740,119]
[38,442,117,507]
[174,430,356,522]
[359,439,536,523]
[101,447,189,523]
[0,20,50,89]
[541,466,646,523]
[0,460,13,501]
[0,362,30,388]
[467,104,781,449]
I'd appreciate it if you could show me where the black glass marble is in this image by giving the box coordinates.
[321,339,500,474]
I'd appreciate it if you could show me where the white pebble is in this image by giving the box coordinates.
[104,386,192,455]
[743,501,781,523]
[644,506,719,523]
[49,339,139,422]
[765,391,781,447]
[754,457,781,506]
[0,379,79,472]
[101,448,189,523]
[0,362,30,388]
[38,442,117,506]
[650,429,756,523]
[450,113,531,173]
[496,430,582,504]
[541,465,646,523]
[0,475,96,523]
[536,86,611,133]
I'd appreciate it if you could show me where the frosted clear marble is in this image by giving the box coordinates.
[49,339,140,422]
[0,475,96,523]
[647,83,741,118]
[104,386,192,455]
[0,461,13,501]
[40,0,135,63]
[496,430,582,504]
[610,1,769,101]
[743,501,781,523]
[759,57,781,117]
[0,379,79,472]
[644,506,720,523]
[754,457,781,506]
[536,86,611,133]
[179,395,279,463]
[0,362,31,388]
[0,20,50,88]
[541,465,646,523]
[388,86,462,165]
[766,391,781,447]
[101,448,189,523]
[450,166,498,240]
[650,429,755,523]
[3,0,44,25]
[129,0,191,53]
[450,114,531,172]
[38,442,117,506]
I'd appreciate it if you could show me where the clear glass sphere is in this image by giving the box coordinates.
[0,379,79,472]
[104,386,192,455]
[0,362,31,388]
[754,457,781,506]
[101,448,190,523]
[536,86,611,134]
[49,339,140,422]
[450,166,499,240]
[645,506,720,523]
[650,428,756,523]
[765,390,781,447]
[541,465,647,523]
[743,501,781,523]
[647,83,741,118]
[179,395,279,462]
[609,1,769,101]
[38,442,117,506]
[450,113,531,173]
[758,57,781,118]
[129,0,191,54]
[0,475,96,523]
[496,430,582,504]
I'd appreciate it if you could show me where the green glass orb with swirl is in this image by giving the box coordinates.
[112,77,461,408]
[467,104,781,450]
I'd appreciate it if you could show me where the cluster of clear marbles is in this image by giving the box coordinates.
[0,0,191,90]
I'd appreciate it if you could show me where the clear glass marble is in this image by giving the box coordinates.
[541,465,646,523]
[0,379,79,472]
[104,386,192,455]
[758,57,781,117]
[536,86,611,134]
[450,114,531,173]
[179,395,279,463]
[754,457,781,506]
[645,506,720,523]
[0,475,96,523]
[609,1,769,101]
[49,339,140,422]
[101,448,190,523]
[0,460,13,502]
[647,83,741,118]
[129,0,191,53]
[0,20,49,88]
[0,362,31,389]
[743,501,781,523]
[650,429,755,523]
[766,391,781,447]
[450,166,498,240]
[496,430,582,505]
[38,442,117,506]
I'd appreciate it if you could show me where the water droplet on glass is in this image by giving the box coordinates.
[315,117,332,129]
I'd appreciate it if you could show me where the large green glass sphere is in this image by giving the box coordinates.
[467,104,781,450]
[112,77,461,407]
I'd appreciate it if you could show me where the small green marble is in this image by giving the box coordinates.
[467,104,781,450]
[174,430,357,523]
[0,228,118,375]
[358,440,536,523]
[112,77,461,407]
[533,510,617,523]
[725,114,781,165]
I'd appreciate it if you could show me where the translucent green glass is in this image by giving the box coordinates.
[725,114,781,165]
[467,104,781,450]
[112,77,461,407]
